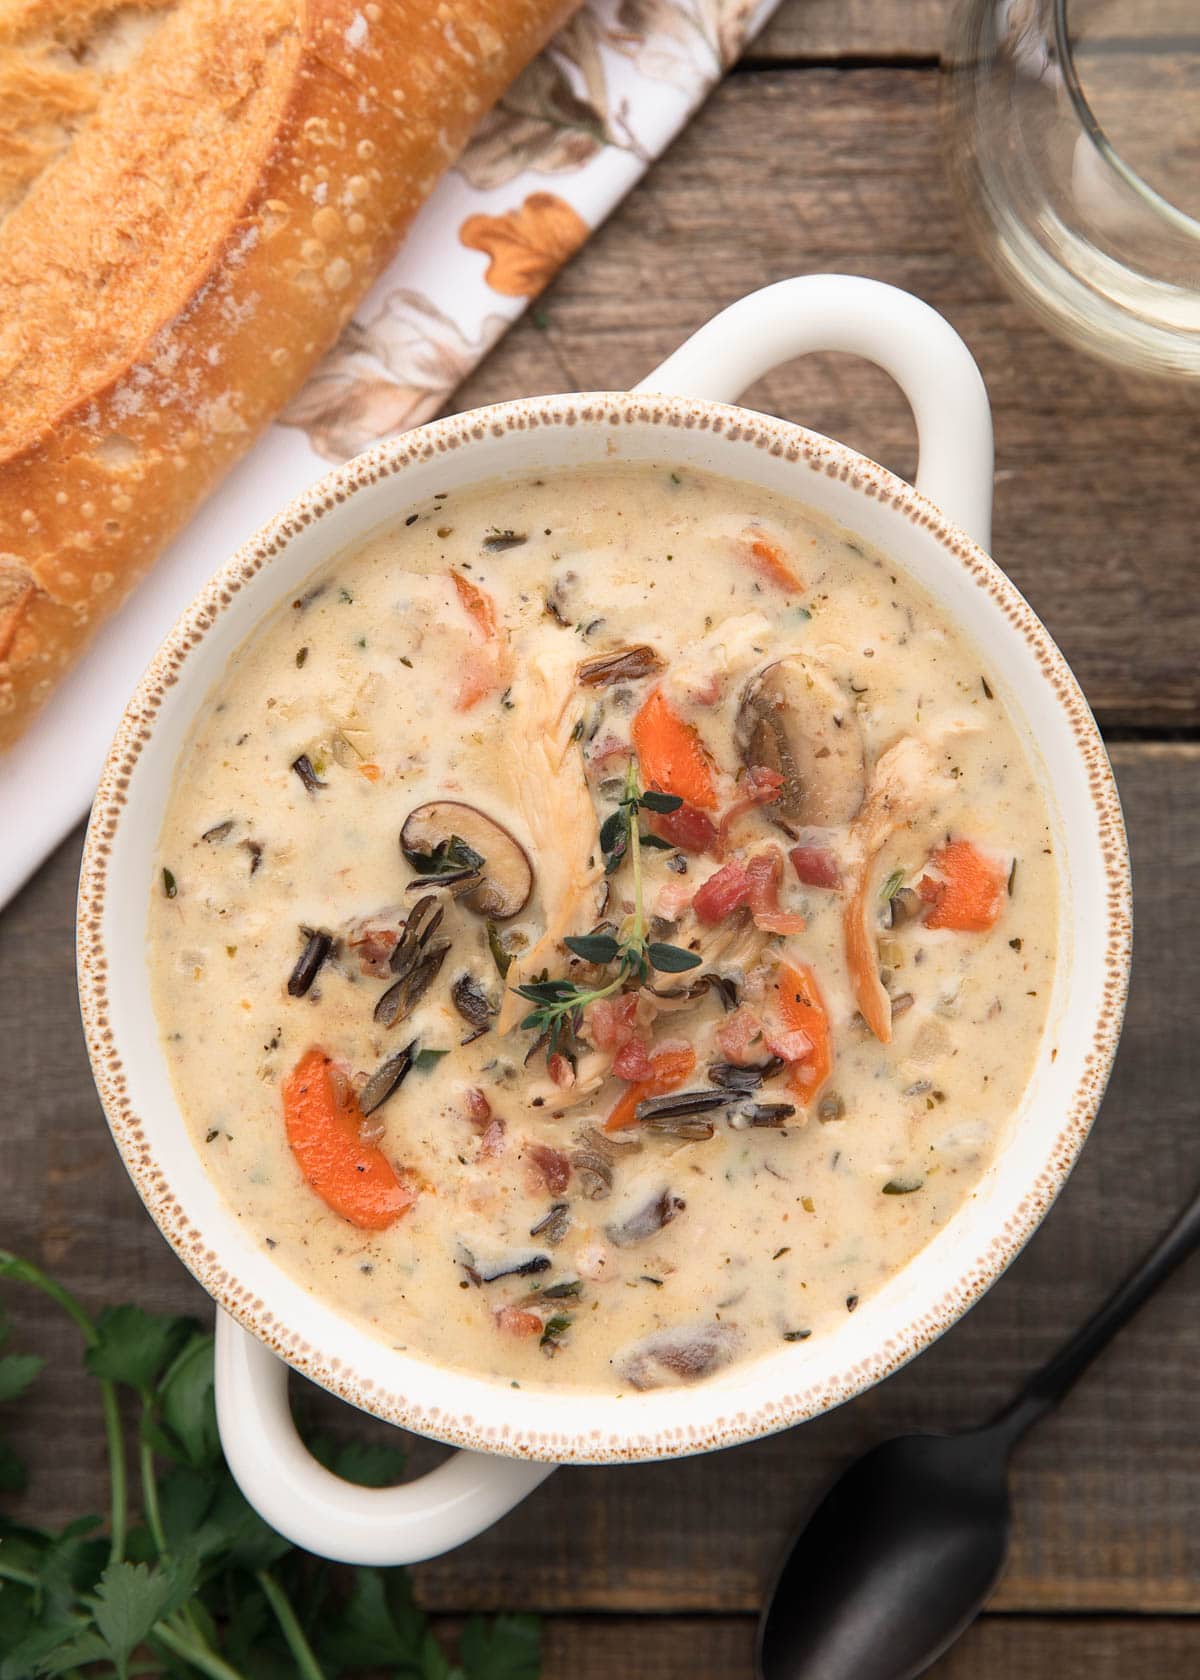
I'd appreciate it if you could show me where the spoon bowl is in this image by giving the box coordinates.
[757,1429,1013,1680]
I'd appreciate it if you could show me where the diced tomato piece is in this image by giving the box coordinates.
[477,1118,507,1159]
[762,1021,813,1063]
[463,1087,492,1127]
[605,1043,696,1131]
[790,846,842,890]
[584,733,631,780]
[654,879,694,921]
[547,1053,576,1089]
[692,858,751,924]
[772,962,832,1104]
[743,847,805,933]
[588,993,639,1052]
[755,912,808,936]
[919,840,1008,932]
[494,1307,542,1337]
[347,921,401,977]
[717,766,784,853]
[612,1034,653,1082]
[651,802,718,854]
[526,1142,570,1193]
[687,673,722,706]
[716,1007,767,1066]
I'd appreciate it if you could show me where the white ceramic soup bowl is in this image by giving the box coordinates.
[78,275,1131,1567]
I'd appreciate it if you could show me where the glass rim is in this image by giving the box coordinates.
[1055,0,1200,240]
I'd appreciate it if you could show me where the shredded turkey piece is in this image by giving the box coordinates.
[843,736,953,1043]
[496,641,603,1034]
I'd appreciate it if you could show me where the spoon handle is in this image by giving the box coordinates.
[989,1180,1200,1447]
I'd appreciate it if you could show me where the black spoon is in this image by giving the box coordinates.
[757,1183,1200,1680]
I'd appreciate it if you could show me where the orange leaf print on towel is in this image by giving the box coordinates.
[460,192,588,297]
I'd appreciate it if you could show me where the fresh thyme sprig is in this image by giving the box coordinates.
[515,758,701,1057]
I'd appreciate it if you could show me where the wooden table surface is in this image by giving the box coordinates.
[4,2,1199,1674]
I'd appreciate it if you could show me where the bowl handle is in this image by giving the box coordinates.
[214,1310,556,1564]
[634,274,994,550]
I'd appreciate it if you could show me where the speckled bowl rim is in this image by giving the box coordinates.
[77,390,1132,1464]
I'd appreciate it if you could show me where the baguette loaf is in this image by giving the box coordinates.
[0,0,576,750]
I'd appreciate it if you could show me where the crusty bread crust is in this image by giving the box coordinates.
[0,0,575,749]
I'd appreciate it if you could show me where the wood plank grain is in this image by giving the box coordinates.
[529,1616,1200,1680]
[449,70,1200,729]
[3,745,1197,1615]
[752,0,949,63]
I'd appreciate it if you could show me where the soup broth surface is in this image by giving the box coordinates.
[149,464,1057,1392]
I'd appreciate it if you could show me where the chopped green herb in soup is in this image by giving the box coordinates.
[148,465,1057,1391]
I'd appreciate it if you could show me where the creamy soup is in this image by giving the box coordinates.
[148,464,1057,1392]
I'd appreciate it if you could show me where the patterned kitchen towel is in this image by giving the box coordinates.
[0,0,783,907]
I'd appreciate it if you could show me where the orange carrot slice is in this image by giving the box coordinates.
[843,867,894,1045]
[632,688,718,810]
[919,840,1008,932]
[283,1048,417,1230]
[494,1306,543,1337]
[450,571,506,711]
[605,1044,697,1132]
[774,962,833,1105]
[450,569,498,638]
[742,527,804,593]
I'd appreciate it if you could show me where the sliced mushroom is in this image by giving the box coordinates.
[622,1323,740,1390]
[606,1188,686,1247]
[400,800,533,920]
[735,656,866,829]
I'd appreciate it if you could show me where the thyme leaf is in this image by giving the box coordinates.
[404,834,486,877]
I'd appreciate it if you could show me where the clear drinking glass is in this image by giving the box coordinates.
[942,0,1200,376]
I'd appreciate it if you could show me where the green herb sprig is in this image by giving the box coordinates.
[0,1251,540,1680]
[515,759,700,1059]
[402,834,485,878]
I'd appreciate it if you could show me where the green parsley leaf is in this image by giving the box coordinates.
[4,1618,103,1680]
[85,1305,194,1394]
[308,1435,408,1487]
[0,1351,43,1404]
[92,1560,177,1677]
[317,1566,430,1670]
[646,942,703,973]
[539,1315,572,1349]
[0,1436,26,1492]
[459,1612,543,1680]
[157,1331,220,1468]
[639,831,674,850]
